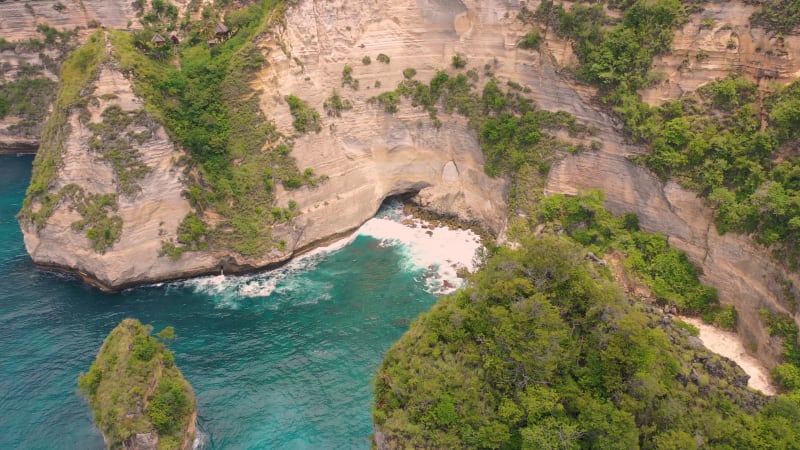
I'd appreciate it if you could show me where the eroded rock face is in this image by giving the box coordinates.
[0,0,202,153]
[15,0,800,367]
[641,2,800,105]
[19,63,225,289]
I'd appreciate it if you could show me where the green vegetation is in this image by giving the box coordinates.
[0,77,58,132]
[106,0,317,257]
[323,90,353,118]
[160,213,209,260]
[20,31,107,226]
[750,0,800,34]
[376,53,390,64]
[537,191,733,327]
[620,75,800,267]
[371,69,592,179]
[87,106,154,195]
[63,186,123,254]
[79,319,194,449]
[285,95,321,133]
[374,237,800,449]
[528,1,800,266]
[342,64,359,90]
[0,22,81,133]
[518,30,541,50]
[451,53,467,69]
[362,55,371,65]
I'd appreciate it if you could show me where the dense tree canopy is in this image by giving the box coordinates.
[374,237,800,449]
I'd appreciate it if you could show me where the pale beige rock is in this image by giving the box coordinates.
[14,0,800,370]
[641,3,800,104]
[21,62,223,289]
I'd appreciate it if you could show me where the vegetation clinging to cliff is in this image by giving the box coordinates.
[531,1,800,266]
[111,0,317,256]
[374,237,800,449]
[20,31,107,227]
[78,319,194,450]
[537,191,735,328]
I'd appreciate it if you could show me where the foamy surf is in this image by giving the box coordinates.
[180,201,482,302]
[356,215,482,295]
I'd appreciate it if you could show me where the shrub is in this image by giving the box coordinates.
[402,67,417,79]
[285,95,321,133]
[376,53,390,63]
[451,53,467,68]
[518,30,541,49]
[362,55,371,65]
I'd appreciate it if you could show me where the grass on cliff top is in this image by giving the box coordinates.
[109,0,317,257]
[78,319,194,450]
[374,236,800,449]
[20,30,106,225]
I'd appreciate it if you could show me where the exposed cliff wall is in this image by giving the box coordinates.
[0,0,203,153]
[264,0,797,367]
[15,0,800,367]
[18,36,228,289]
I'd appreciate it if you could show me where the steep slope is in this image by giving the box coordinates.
[0,0,202,153]
[259,0,798,367]
[373,237,797,449]
[17,32,222,289]
[15,0,800,368]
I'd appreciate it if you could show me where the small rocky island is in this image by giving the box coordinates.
[78,319,196,450]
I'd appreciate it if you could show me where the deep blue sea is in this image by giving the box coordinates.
[0,155,452,449]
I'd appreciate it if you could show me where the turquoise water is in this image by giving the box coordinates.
[0,155,437,449]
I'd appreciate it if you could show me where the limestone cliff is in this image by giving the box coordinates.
[18,34,224,289]
[0,0,202,153]
[264,0,799,366]
[15,0,800,368]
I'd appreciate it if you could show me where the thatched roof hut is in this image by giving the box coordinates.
[215,23,230,38]
[151,34,166,46]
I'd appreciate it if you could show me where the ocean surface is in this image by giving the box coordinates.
[0,154,481,449]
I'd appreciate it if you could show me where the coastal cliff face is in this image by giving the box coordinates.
[13,0,800,365]
[18,58,226,289]
[0,0,204,153]
[265,0,799,366]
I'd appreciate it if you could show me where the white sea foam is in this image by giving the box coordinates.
[181,236,353,307]
[180,201,482,302]
[356,203,483,295]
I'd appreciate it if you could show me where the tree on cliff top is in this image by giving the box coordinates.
[78,319,195,450]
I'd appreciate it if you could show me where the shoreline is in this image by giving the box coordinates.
[32,198,484,294]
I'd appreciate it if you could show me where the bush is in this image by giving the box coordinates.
[362,55,371,65]
[518,30,541,49]
[323,90,353,117]
[402,67,417,79]
[285,95,321,133]
[451,53,467,68]
[376,53,390,63]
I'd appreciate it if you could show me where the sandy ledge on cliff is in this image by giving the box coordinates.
[679,316,776,395]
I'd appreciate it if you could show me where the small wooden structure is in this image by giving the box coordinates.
[170,33,180,45]
[151,34,166,47]
[215,23,230,40]
[207,39,217,48]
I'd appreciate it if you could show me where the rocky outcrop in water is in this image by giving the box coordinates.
[78,318,196,450]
